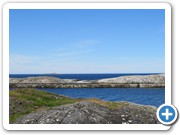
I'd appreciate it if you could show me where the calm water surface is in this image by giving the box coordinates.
[38,88,165,107]
[10,74,164,107]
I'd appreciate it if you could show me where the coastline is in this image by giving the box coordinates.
[10,82,165,88]
[10,89,160,124]
[9,74,165,88]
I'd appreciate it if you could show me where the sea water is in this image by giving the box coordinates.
[10,74,165,107]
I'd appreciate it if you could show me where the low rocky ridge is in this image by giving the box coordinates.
[97,74,165,84]
[9,74,165,88]
[9,76,67,83]
[14,101,159,124]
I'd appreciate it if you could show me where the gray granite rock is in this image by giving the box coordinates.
[14,101,159,124]
[9,74,165,88]
[9,76,67,83]
[97,74,165,84]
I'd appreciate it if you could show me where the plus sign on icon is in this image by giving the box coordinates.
[157,104,178,125]
[162,108,173,120]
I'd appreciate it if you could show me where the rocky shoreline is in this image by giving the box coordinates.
[9,74,165,88]
[10,89,160,124]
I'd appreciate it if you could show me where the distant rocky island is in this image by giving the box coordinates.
[10,74,165,88]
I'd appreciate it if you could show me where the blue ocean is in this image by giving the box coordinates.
[10,74,165,107]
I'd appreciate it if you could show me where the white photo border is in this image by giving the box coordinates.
[3,2,171,130]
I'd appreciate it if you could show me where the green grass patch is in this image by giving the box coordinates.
[9,89,81,123]
[9,88,128,123]
[85,98,128,109]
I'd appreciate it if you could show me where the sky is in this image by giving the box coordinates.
[9,9,165,74]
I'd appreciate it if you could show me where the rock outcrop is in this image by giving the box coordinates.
[14,101,159,124]
[9,74,165,88]
[9,76,68,83]
[97,74,165,84]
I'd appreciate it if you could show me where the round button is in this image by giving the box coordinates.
[157,104,178,125]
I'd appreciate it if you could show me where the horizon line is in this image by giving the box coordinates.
[9,72,164,75]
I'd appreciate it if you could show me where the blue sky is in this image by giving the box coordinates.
[10,9,165,74]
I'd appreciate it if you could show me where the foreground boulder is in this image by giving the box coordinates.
[15,101,159,124]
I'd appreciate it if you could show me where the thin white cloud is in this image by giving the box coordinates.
[10,54,40,65]
[71,39,100,48]
[52,39,100,61]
